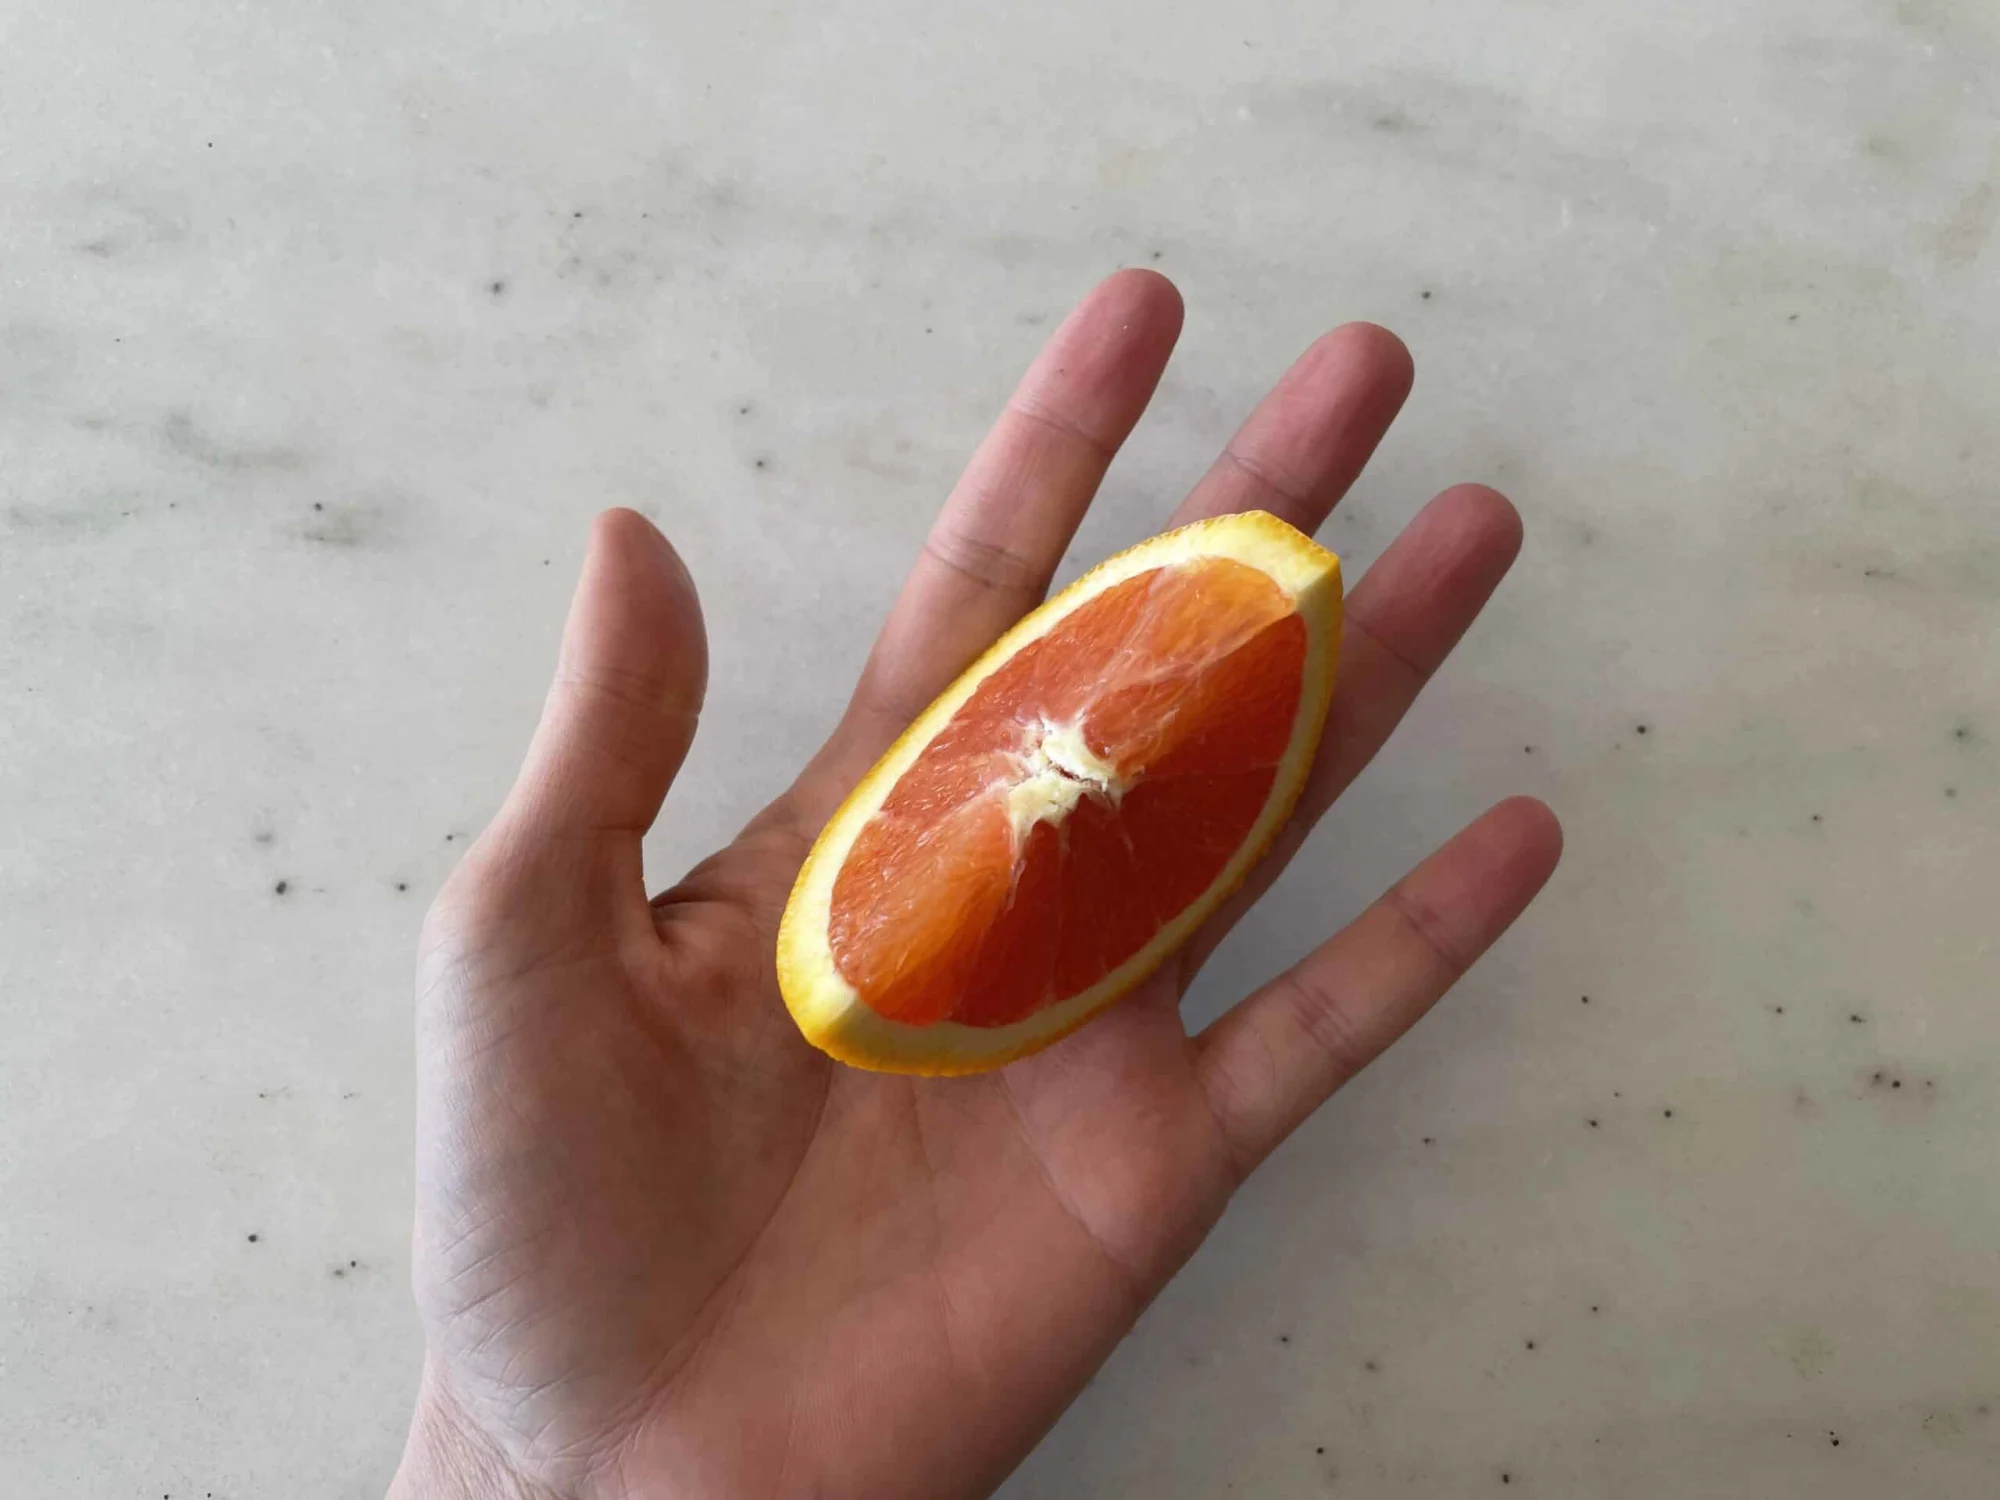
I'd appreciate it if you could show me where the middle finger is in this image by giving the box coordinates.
[1168,321,1414,533]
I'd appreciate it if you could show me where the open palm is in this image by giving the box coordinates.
[391,271,1562,1500]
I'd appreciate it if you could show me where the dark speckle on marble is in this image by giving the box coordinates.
[1149,248,1164,261]
[395,881,409,892]
[1662,1108,1674,1118]
[1580,994,1589,1004]
[1635,723,1648,734]
[246,1233,259,1243]
[299,498,392,550]
[1421,289,1433,300]
[1849,1012,1866,1024]
[1422,1136,1435,1146]
[490,279,507,296]
[753,457,768,470]
[273,880,289,896]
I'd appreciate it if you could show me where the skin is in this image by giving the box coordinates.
[390,270,1564,1500]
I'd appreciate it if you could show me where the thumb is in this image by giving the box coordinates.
[499,508,707,854]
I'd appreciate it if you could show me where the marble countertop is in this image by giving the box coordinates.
[5,1,1997,1494]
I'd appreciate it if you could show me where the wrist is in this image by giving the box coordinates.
[388,1363,563,1500]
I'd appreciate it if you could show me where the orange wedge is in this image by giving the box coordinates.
[777,511,1342,1075]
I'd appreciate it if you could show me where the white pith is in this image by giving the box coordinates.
[1004,718,1124,841]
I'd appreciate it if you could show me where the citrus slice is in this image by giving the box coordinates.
[777,510,1342,1075]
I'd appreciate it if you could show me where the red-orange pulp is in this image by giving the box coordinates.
[828,555,1307,1028]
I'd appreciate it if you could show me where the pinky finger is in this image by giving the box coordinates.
[1194,797,1564,1178]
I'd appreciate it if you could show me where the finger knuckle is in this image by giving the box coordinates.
[1379,884,1470,974]
[1281,970,1371,1074]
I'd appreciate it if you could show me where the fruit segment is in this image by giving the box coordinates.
[778,509,1341,1075]
[828,557,1307,1027]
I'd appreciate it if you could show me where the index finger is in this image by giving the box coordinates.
[794,269,1184,814]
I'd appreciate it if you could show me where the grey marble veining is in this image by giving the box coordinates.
[3,1,1998,1495]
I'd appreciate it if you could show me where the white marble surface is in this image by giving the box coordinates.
[5,1,1998,1494]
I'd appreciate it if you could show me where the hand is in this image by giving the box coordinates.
[392,271,1563,1500]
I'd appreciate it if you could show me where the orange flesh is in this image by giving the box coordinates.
[828,556,1307,1028]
